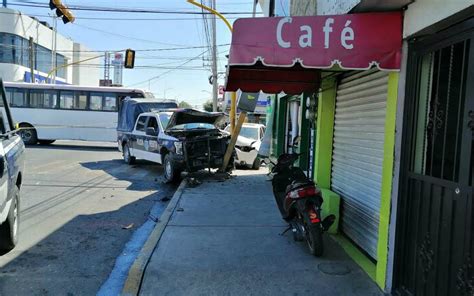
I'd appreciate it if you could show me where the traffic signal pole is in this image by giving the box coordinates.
[186,0,246,172]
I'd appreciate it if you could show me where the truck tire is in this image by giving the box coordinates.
[123,143,136,165]
[163,154,180,183]
[19,124,37,145]
[0,187,20,252]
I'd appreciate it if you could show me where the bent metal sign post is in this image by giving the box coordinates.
[228,12,402,71]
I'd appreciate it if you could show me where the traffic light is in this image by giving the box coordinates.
[124,49,135,69]
[49,0,75,24]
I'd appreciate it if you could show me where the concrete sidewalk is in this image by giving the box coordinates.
[139,169,382,296]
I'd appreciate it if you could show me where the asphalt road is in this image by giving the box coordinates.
[0,141,177,296]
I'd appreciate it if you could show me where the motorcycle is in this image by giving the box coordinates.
[267,153,335,256]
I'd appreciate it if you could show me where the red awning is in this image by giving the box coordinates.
[225,12,402,94]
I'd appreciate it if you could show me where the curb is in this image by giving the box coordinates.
[121,179,188,296]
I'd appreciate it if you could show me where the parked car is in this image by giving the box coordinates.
[225,123,265,169]
[118,109,233,182]
[0,80,25,253]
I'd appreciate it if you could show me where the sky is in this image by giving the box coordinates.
[6,0,261,107]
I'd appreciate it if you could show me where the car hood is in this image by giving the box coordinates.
[165,109,226,131]
[236,135,261,149]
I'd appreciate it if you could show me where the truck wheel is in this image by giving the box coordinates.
[164,154,180,183]
[123,143,135,165]
[0,187,20,252]
[19,124,37,145]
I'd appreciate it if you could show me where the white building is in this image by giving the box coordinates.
[0,7,100,85]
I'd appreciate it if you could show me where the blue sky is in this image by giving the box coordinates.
[8,0,260,107]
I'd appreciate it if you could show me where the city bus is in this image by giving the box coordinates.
[3,82,152,144]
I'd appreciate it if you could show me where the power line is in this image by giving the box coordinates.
[0,42,230,53]
[126,49,209,88]
[72,22,186,47]
[9,2,260,15]
[0,9,243,21]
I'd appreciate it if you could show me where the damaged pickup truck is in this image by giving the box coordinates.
[118,109,233,182]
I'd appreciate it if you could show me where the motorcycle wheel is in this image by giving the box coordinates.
[305,223,324,257]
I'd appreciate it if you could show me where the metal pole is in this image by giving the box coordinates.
[29,37,35,83]
[211,0,218,112]
[52,16,57,84]
[252,0,257,17]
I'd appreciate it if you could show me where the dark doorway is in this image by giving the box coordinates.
[394,20,474,296]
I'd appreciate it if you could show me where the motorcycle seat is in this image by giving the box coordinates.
[285,180,315,194]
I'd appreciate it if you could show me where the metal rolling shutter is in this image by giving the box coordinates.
[331,69,388,260]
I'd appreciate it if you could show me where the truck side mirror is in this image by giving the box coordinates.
[146,127,157,136]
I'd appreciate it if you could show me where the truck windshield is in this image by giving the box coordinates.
[159,113,172,128]
[169,123,215,130]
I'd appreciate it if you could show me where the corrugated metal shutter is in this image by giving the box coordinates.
[331,69,388,260]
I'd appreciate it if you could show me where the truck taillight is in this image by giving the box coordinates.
[287,186,319,199]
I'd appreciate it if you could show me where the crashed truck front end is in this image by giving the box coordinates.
[164,109,232,173]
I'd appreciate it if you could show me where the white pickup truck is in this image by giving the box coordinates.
[118,109,233,182]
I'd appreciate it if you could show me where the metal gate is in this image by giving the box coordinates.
[331,69,389,260]
[394,20,474,296]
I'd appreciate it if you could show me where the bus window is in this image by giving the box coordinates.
[103,93,117,111]
[45,90,58,109]
[90,93,103,110]
[29,90,43,108]
[4,88,13,105]
[74,91,87,110]
[10,88,26,107]
[60,91,74,109]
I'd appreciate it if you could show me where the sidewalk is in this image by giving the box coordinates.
[139,169,382,296]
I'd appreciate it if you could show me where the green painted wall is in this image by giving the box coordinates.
[375,72,399,290]
[298,95,310,170]
[313,77,340,234]
[314,77,336,188]
[271,96,287,157]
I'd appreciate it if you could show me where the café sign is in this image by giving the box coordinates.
[228,12,402,71]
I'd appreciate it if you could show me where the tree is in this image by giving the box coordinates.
[179,101,192,108]
[203,100,213,112]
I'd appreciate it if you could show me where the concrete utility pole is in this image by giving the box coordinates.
[211,0,218,112]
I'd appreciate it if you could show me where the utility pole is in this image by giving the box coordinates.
[29,37,35,83]
[211,0,218,112]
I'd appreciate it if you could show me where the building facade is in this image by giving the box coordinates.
[0,7,100,85]
[258,0,473,294]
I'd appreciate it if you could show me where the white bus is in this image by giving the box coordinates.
[3,82,150,144]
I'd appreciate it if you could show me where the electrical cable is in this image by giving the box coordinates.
[9,2,260,15]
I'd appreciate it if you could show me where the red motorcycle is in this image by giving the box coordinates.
[268,153,335,256]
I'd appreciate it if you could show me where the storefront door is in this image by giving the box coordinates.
[395,20,474,296]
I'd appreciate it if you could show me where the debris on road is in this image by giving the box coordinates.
[122,223,134,230]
